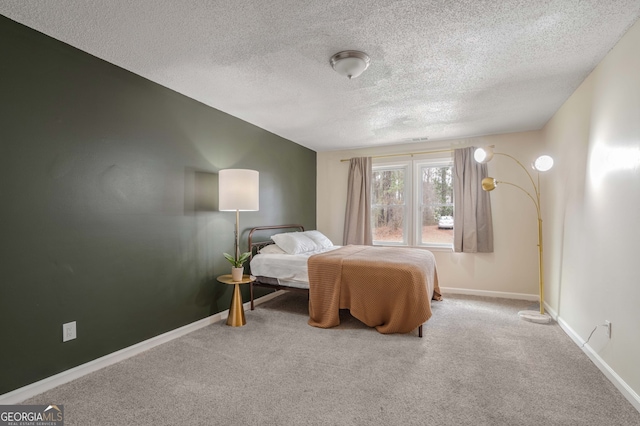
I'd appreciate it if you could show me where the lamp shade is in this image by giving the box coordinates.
[218,169,259,211]
[532,155,554,172]
[474,146,494,164]
[481,177,497,191]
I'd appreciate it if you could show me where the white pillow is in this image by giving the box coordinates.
[302,230,333,249]
[259,244,286,255]
[271,232,318,254]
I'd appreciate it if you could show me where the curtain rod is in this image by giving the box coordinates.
[340,148,454,162]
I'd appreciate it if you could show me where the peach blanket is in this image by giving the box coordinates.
[308,245,441,334]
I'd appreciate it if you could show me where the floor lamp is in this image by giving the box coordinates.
[219,169,259,327]
[474,146,553,324]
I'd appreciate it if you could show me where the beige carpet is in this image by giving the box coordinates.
[24,293,640,425]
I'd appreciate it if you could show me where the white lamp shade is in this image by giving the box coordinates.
[532,155,554,172]
[474,146,494,164]
[218,169,259,211]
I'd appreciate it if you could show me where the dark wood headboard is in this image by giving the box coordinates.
[247,224,305,258]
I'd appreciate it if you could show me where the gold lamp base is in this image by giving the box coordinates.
[226,283,246,327]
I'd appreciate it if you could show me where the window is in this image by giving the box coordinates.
[371,157,453,248]
[371,165,409,244]
[418,163,453,245]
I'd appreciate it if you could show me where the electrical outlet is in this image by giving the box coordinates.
[63,321,76,342]
[605,320,611,339]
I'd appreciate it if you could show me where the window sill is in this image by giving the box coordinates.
[373,243,453,252]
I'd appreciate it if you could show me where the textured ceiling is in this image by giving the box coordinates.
[1,1,639,151]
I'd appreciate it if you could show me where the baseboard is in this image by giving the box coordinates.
[442,287,559,319]
[543,302,558,320]
[440,286,539,301]
[0,290,285,405]
[557,316,640,412]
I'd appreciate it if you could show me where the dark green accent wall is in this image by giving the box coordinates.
[0,16,316,395]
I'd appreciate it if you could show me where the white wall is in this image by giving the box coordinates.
[543,19,640,398]
[317,130,549,297]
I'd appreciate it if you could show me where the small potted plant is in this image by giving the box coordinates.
[224,251,251,281]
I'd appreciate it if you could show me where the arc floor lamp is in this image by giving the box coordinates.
[474,146,553,324]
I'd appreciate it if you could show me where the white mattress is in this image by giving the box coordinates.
[249,246,340,288]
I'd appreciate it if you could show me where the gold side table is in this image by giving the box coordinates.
[217,274,255,327]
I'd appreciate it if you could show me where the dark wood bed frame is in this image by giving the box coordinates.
[247,224,423,337]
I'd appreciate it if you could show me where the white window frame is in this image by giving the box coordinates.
[372,155,453,250]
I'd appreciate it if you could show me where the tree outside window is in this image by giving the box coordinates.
[371,167,407,244]
[419,165,453,245]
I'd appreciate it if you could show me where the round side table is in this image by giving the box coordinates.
[217,274,255,327]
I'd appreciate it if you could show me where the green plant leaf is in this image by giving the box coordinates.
[223,251,251,267]
[237,251,251,265]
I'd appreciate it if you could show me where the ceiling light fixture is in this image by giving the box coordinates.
[330,50,370,79]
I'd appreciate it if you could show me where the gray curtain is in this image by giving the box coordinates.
[453,147,494,252]
[343,157,373,245]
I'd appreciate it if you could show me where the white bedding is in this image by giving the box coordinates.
[250,246,340,288]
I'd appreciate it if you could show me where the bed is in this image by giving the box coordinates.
[248,225,441,337]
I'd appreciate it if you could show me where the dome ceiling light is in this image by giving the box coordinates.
[330,50,370,79]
